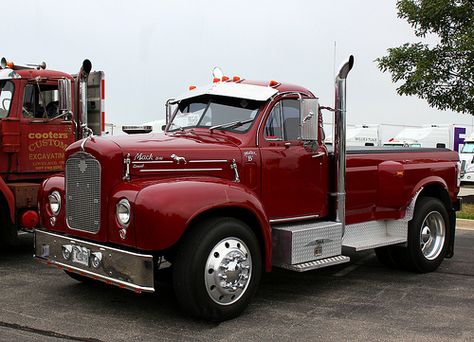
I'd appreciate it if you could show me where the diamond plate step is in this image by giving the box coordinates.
[277,255,350,272]
[342,236,406,252]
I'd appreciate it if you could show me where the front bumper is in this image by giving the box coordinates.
[34,229,155,293]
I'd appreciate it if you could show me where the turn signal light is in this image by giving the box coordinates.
[21,210,39,230]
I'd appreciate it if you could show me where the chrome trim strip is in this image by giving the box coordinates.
[131,160,173,164]
[189,159,228,163]
[139,168,223,172]
[269,214,320,224]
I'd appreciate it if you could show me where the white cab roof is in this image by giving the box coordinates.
[0,68,21,80]
[175,82,278,102]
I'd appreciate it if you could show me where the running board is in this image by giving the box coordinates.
[277,255,350,272]
[342,220,407,252]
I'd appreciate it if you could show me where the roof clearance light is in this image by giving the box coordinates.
[269,80,280,87]
[213,77,220,83]
[389,138,394,142]
[232,76,241,82]
[222,76,229,82]
[189,85,196,90]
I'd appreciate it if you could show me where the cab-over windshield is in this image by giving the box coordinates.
[0,80,14,118]
[170,95,261,132]
[462,142,474,153]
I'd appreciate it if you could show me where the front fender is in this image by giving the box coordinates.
[134,177,271,267]
[0,177,15,223]
[39,175,66,231]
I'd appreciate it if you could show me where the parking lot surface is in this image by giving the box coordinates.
[0,225,473,342]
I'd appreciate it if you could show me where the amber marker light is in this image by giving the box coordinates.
[232,76,241,82]
[213,77,220,83]
[269,80,280,87]
[222,76,229,81]
[189,85,196,90]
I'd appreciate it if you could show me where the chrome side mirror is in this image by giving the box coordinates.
[58,78,72,118]
[300,98,319,140]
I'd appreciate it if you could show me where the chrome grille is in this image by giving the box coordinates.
[66,152,101,233]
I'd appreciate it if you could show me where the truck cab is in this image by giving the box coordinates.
[0,59,104,244]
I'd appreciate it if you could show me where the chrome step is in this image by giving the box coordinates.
[277,255,350,272]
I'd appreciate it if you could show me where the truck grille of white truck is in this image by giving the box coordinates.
[65,152,101,233]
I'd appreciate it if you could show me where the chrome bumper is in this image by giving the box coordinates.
[34,229,155,293]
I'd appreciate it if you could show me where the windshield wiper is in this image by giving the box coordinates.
[168,122,184,132]
[209,118,254,132]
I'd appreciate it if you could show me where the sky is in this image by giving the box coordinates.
[4,0,473,139]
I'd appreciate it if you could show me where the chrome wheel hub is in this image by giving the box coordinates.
[419,211,445,260]
[205,237,252,305]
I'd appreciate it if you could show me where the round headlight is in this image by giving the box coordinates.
[48,191,61,216]
[116,199,131,227]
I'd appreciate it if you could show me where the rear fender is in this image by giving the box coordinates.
[0,177,15,223]
[134,178,272,271]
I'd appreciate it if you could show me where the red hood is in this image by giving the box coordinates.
[67,131,243,180]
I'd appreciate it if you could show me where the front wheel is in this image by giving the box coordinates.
[173,217,262,321]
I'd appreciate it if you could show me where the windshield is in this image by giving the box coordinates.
[169,95,261,132]
[0,81,14,118]
[462,142,474,153]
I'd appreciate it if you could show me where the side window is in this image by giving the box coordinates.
[22,84,59,119]
[0,81,14,118]
[264,102,282,140]
[282,99,300,141]
[23,84,36,118]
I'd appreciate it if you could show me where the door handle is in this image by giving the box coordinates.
[312,152,325,158]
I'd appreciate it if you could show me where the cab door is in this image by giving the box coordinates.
[259,98,328,220]
[18,81,75,174]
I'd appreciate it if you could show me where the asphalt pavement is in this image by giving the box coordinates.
[0,225,473,342]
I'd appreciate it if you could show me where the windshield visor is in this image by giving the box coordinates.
[169,95,262,132]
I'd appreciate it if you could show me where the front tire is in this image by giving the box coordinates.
[173,217,262,321]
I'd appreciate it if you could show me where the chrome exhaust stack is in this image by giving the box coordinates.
[79,59,92,137]
[334,55,354,235]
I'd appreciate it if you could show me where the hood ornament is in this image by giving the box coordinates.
[171,154,187,164]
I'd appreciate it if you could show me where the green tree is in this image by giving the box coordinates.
[377,0,474,115]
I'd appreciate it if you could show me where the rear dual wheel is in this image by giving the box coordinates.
[375,197,449,273]
[173,217,261,321]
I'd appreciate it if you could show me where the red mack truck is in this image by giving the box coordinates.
[34,56,461,321]
[0,58,104,245]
